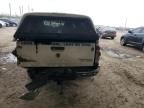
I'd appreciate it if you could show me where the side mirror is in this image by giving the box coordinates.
[128,30,133,33]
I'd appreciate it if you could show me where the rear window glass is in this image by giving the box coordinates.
[18,16,95,34]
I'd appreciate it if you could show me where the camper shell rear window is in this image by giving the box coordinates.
[17,16,95,34]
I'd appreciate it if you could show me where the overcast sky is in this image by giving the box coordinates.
[0,0,144,27]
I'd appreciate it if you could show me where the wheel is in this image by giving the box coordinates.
[120,38,126,46]
[111,37,114,40]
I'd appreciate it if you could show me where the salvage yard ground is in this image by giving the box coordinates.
[0,27,144,108]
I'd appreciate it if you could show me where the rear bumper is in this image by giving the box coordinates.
[27,66,100,79]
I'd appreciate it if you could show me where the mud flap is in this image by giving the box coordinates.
[26,79,47,91]
[20,78,48,100]
[20,89,40,100]
[20,80,64,100]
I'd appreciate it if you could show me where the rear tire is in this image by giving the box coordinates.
[120,38,126,46]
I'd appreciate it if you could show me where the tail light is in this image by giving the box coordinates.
[94,40,101,65]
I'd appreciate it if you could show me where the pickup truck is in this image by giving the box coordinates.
[13,13,101,80]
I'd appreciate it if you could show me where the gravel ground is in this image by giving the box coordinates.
[0,28,144,108]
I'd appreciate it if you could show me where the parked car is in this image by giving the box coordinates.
[120,27,144,52]
[10,18,20,25]
[13,13,101,81]
[0,20,6,27]
[0,18,17,27]
[0,20,9,27]
[99,27,117,39]
[95,26,102,37]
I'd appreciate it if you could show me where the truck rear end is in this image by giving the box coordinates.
[13,13,100,79]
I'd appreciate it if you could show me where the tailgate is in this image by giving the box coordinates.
[16,42,96,67]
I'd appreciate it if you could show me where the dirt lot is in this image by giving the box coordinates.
[0,27,144,108]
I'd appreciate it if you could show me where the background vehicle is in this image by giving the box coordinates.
[0,20,9,27]
[95,26,102,37]
[13,13,100,80]
[0,20,6,27]
[99,27,117,39]
[120,27,144,52]
[0,18,17,27]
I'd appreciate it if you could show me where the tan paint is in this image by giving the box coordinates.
[16,42,95,67]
